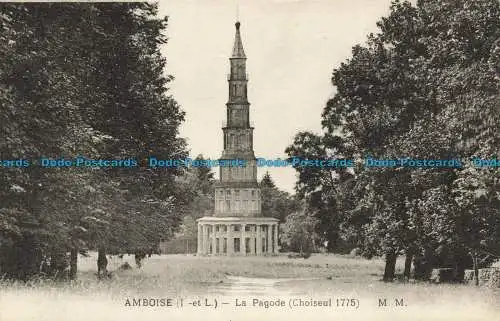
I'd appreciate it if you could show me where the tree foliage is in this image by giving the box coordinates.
[169,155,215,244]
[280,210,319,254]
[260,171,300,222]
[0,3,187,280]
[287,0,500,281]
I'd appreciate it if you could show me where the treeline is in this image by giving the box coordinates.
[286,0,500,283]
[0,3,190,280]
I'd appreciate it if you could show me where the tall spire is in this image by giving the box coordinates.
[232,21,246,58]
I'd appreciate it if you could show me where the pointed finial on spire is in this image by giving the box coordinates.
[232,21,246,58]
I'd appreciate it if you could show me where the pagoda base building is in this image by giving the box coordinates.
[197,217,279,255]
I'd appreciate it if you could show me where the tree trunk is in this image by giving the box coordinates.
[69,248,78,280]
[471,252,479,286]
[383,250,397,282]
[404,248,414,281]
[97,247,108,279]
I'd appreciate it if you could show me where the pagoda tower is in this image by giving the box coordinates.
[196,22,279,256]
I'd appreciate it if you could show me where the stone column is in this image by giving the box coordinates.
[256,225,262,255]
[267,224,272,253]
[207,225,212,254]
[197,223,202,255]
[211,224,217,254]
[218,229,224,255]
[273,224,278,253]
[227,224,233,255]
[249,225,255,255]
[241,224,246,255]
[202,224,207,254]
[202,224,208,254]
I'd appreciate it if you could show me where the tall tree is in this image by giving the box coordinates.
[260,172,300,223]
[288,0,500,281]
[0,3,188,280]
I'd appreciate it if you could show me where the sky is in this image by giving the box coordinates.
[159,0,393,193]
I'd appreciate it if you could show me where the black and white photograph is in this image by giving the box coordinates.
[0,1,499,320]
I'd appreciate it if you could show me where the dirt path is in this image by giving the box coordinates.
[210,276,320,296]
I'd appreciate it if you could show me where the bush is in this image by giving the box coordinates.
[119,262,132,270]
[281,211,319,254]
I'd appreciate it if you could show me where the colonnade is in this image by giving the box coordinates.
[197,222,278,255]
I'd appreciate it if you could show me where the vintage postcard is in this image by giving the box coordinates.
[0,1,499,320]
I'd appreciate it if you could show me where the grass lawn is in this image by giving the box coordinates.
[1,253,498,321]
